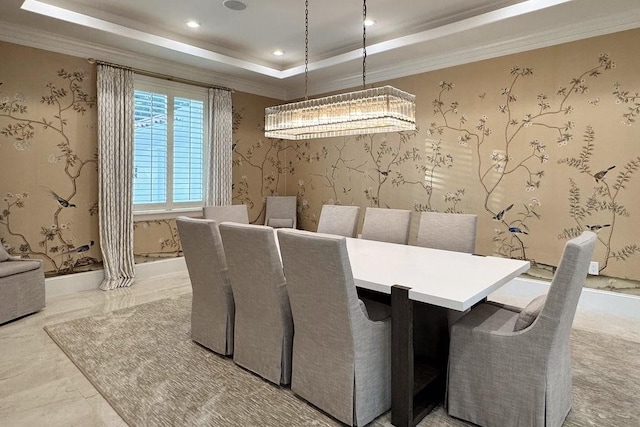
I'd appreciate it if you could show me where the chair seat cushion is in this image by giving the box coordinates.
[0,260,42,278]
[453,302,519,334]
[513,294,547,331]
[267,218,294,228]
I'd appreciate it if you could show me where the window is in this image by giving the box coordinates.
[133,77,208,213]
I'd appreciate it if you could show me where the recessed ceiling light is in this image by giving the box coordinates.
[272,50,285,56]
[223,0,247,11]
[185,20,200,28]
[363,18,376,27]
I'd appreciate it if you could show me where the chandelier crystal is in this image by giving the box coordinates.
[265,86,415,140]
[264,0,416,140]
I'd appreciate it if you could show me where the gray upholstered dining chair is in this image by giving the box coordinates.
[277,229,392,426]
[176,217,234,356]
[218,222,293,385]
[0,246,45,324]
[413,212,477,352]
[447,231,597,427]
[264,196,297,228]
[360,207,412,244]
[415,211,477,253]
[202,204,249,224]
[316,204,360,237]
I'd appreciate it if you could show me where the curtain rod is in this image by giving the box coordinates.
[87,58,233,92]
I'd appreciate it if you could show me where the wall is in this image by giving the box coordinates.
[283,29,640,292]
[3,28,640,294]
[230,91,292,223]
[0,41,281,273]
[0,41,99,276]
[131,91,283,260]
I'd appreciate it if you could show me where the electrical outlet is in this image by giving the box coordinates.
[588,261,599,275]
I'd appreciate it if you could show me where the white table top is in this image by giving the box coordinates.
[345,238,530,311]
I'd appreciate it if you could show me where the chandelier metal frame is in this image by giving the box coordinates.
[264,0,416,140]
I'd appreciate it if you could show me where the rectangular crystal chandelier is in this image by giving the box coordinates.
[264,85,416,140]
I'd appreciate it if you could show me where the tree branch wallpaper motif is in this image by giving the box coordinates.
[425,55,615,260]
[231,91,328,225]
[1,29,639,295]
[0,47,99,276]
[558,126,640,274]
[283,30,640,292]
[311,137,367,207]
[133,219,181,260]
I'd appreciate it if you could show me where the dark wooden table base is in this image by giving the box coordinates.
[391,285,450,427]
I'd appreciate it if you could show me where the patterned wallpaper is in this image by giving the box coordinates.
[132,91,284,260]
[2,27,640,295]
[0,42,99,276]
[280,29,640,290]
[0,41,278,273]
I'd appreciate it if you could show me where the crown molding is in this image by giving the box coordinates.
[2,3,640,102]
[286,8,640,100]
[21,0,283,78]
[0,20,288,100]
[20,0,573,81]
[375,8,640,86]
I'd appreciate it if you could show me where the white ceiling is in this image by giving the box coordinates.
[1,0,640,100]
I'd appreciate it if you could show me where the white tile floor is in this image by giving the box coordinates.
[0,272,191,426]
[1,271,638,426]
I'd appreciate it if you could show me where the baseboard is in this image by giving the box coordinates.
[45,257,188,298]
[45,260,639,320]
[492,277,640,320]
[45,269,104,298]
[135,257,187,279]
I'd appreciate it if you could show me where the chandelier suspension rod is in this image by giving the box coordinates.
[362,0,367,90]
[263,0,416,140]
[304,0,309,100]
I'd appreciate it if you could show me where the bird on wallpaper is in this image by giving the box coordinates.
[61,241,94,255]
[377,169,391,177]
[232,142,237,151]
[46,188,76,208]
[586,224,611,232]
[493,203,514,221]
[593,165,616,182]
[508,227,528,235]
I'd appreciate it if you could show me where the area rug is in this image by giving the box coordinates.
[44,295,640,426]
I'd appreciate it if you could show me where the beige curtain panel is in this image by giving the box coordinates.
[206,88,233,206]
[97,64,135,290]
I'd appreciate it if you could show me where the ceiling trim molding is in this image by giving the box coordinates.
[0,20,288,100]
[21,0,283,77]
[21,0,574,80]
[3,4,640,102]
[280,0,573,79]
[287,8,640,100]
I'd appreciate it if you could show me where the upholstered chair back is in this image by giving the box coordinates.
[447,231,596,427]
[533,231,596,344]
[202,204,249,224]
[316,204,360,237]
[176,217,234,355]
[265,196,297,228]
[416,211,477,253]
[219,222,293,385]
[278,229,391,426]
[361,207,412,245]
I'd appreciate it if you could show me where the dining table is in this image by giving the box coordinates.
[343,237,530,427]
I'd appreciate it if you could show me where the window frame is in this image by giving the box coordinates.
[132,76,209,217]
